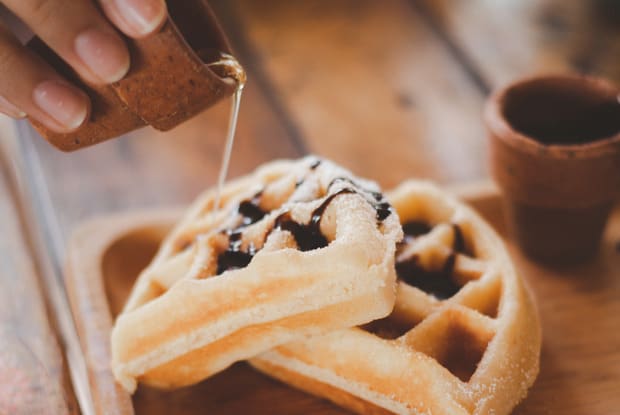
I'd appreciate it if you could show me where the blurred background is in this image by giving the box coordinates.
[22,0,620,227]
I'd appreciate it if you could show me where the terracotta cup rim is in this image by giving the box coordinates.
[484,73,620,160]
[166,0,234,85]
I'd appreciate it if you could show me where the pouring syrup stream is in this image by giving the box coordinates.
[207,53,247,214]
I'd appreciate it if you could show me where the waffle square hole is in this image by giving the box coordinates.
[396,254,463,300]
[408,312,493,383]
[460,277,502,319]
[360,311,421,340]
[435,323,490,382]
[396,222,480,300]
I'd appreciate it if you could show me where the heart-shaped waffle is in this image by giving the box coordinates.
[111,157,402,392]
[251,180,541,415]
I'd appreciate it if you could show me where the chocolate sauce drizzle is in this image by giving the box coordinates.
[274,188,354,252]
[396,253,459,300]
[294,159,322,189]
[309,159,322,170]
[214,161,395,275]
[237,200,266,226]
[396,222,467,300]
[216,249,254,275]
[328,177,394,222]
[402,221,433,239]
[216,189,354,273]
[216,229,257,274]
[214,191,264,274]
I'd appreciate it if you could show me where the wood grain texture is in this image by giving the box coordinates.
[0,126,77,415]
[64,185,620,414]
[66,212,177,415]
[225,0,487,187]
[414,0,620,88]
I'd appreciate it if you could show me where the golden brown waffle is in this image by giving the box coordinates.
[251,180,541,415]
[111,157,403,392]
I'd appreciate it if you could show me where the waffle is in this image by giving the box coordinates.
[111,157,403,393]
[250,180,541,415]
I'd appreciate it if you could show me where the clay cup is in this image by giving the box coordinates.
[485,74,620,264]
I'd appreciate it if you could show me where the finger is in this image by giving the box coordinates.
[4,0,130,85]
[98,0,167,39]
[0,24,90,132]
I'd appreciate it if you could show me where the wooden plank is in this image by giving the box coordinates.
[227,0,487,187]
[414,0,620,87]
[0,125,77,414]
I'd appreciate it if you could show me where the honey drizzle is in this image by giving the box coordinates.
[207,53,247,213]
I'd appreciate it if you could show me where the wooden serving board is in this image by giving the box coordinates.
[65,182,620,415]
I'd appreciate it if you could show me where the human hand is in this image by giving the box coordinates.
[0,0,167,133]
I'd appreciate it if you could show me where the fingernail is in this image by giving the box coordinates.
[75,28,130,83]
[33,81,89,130]
[115,0,167,36]
[0,96,26,118]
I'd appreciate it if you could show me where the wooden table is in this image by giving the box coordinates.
[0,1,618,414]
